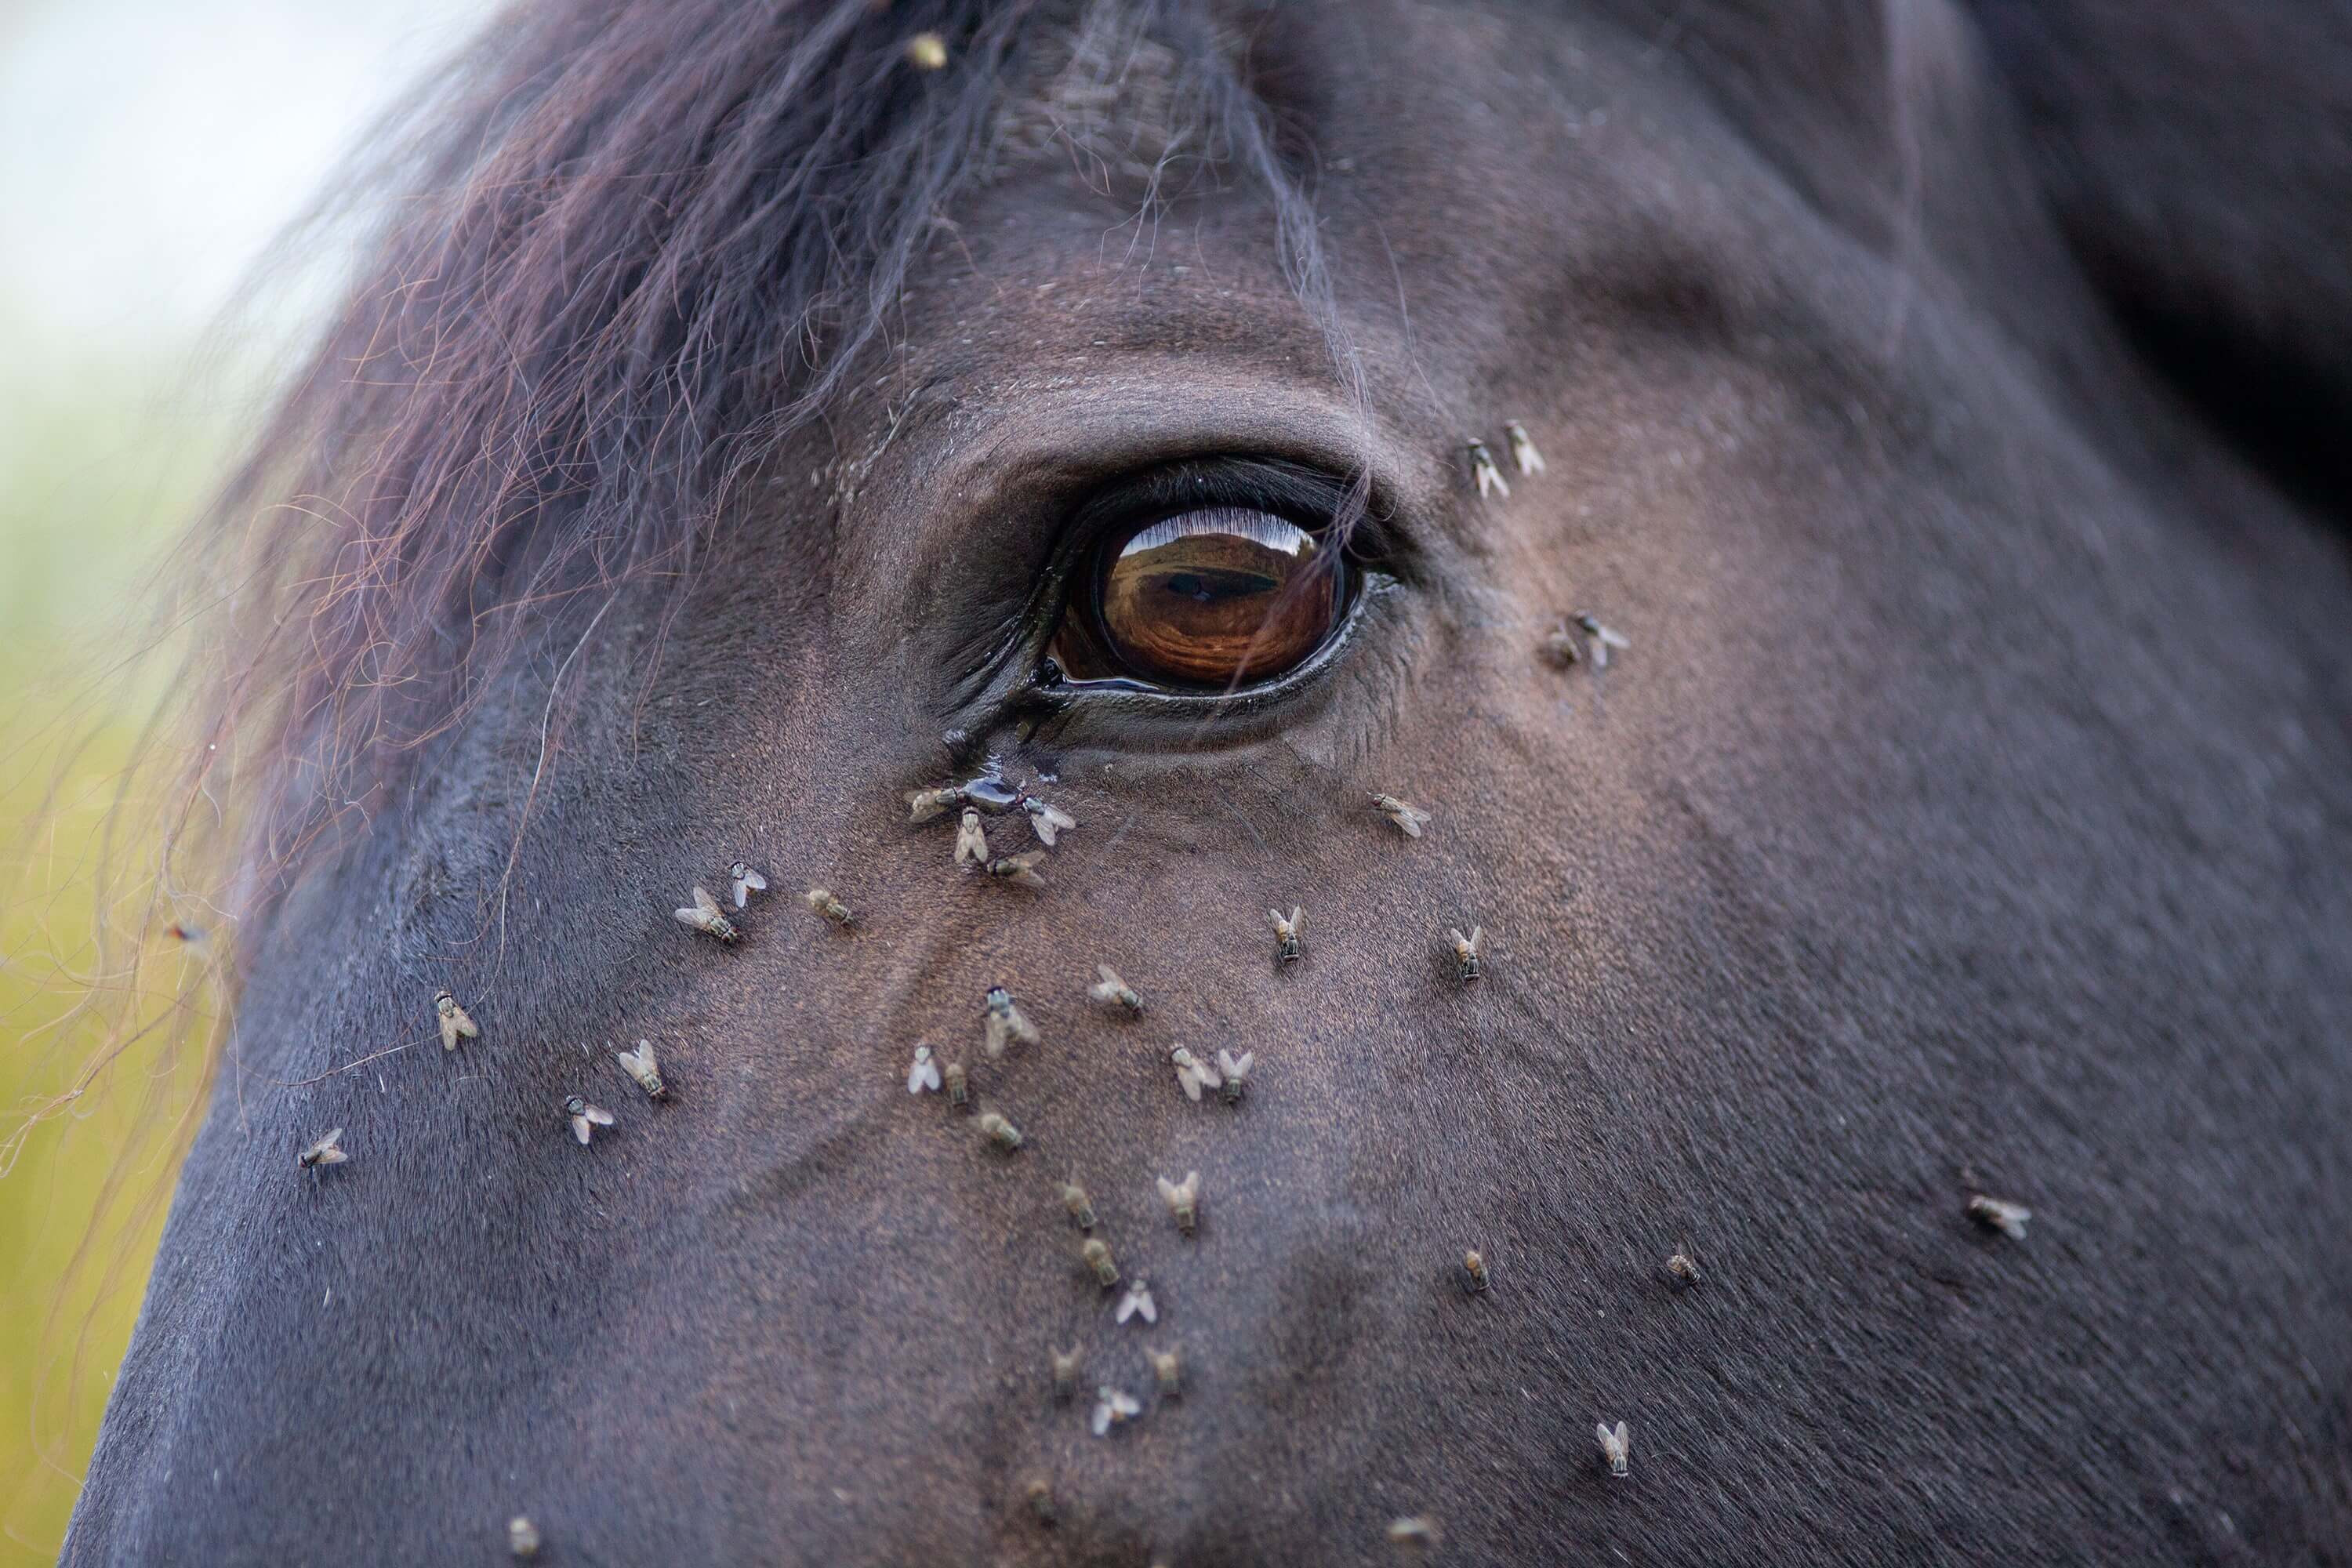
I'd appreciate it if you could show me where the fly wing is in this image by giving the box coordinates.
[1289,906,1304,934]
[674,905,706,930]
[954,814,989,866]
[440,1013,463,1051]
[586,1105,615,1127]
[571,1114,594,1145]
[1178,1064,1203,1102]
[732,877,751,909]
[692,885,723,919]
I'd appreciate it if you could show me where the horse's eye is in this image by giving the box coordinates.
[1049,506,1347,690]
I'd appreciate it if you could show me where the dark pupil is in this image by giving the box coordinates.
[1096,508,1337,687]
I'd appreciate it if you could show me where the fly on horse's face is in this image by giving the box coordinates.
[69,1,2352,1563]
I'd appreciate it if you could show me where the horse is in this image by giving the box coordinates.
[61,0,2352,1561]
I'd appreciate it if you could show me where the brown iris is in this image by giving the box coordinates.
[1057,506,1345,689]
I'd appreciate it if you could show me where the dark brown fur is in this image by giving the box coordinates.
[67,2,2352,1563]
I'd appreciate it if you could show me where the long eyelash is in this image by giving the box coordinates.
[1100,458,1390,561]
[1116,506,1315,559]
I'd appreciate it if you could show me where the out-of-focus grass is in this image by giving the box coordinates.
[0,343,231,1564]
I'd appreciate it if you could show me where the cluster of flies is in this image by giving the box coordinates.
[271,430,2042,1551]
[1460,419,1637,678]
[902,767,1241,1454]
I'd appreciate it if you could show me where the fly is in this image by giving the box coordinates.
[1269,906,1305,964]
[1088,964,1142,1016]
[986,850,1047,888]
[1466,437,1510,499]
[1574,612,1630,670]
[297,1127,347,1172]
[1370,793,1432,838]
[953,809,989,869]
[906,1044,942,1094]
[435,989,479,1051]
[1448,926,1484,982]
[616,1039,667,1099]
[982,986,1040,1059]
[674,885,738,942]
[1504,419,1546,476]
[564,1094,616,1145]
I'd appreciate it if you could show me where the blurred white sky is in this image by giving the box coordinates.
[0,0,488,639]
[0,0,485,361]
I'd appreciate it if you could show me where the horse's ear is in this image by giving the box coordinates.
[1974,0,2352,513]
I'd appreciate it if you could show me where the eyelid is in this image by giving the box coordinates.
[1055,456,1403,576]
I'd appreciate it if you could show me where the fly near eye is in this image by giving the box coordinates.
[1048,506,1348,691]
[953,809,989,869]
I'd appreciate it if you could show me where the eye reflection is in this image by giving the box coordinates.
[1050,506,1347,691]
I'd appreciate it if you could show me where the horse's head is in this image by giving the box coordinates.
[71,2,2352,1562]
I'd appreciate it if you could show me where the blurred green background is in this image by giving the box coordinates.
[0,3,476,1558]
